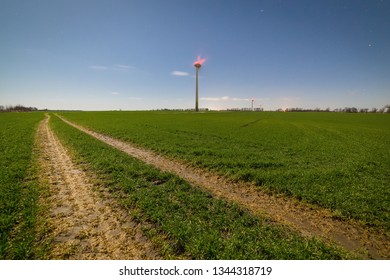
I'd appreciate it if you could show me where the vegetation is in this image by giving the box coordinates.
[0,112,46,259]
[0,105,39,112]
[59,111,390,231]
[2,110,387,259]
[50,114,350,259]
[283,105,390,113]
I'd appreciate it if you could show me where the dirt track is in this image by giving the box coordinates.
[57,114,390,259]
[37,115,159,259]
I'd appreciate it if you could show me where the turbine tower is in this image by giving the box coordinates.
[193,56,205,112]
[194,62,201,112]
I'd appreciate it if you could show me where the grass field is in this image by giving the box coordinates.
[0,112,46,258]
[59,111,390,231]
[1,111,388,259]
[50,114,349,259]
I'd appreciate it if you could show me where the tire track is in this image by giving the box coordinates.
[57,114,390,259]
[37,115,160,259]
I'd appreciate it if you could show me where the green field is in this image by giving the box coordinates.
[59,111,390,231]
[0,112,45,258]
[50,114,348,259]
[1,111,388,259]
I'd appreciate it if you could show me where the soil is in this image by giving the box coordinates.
[36,115,160,259]
[58,114,390,259]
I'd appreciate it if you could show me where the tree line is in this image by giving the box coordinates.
[281,105,390,113]
[0,105,39,112]
[2,104,390,113]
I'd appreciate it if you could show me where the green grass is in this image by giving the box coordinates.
[0,112,46,259]
[50,113,351,259]
[59,111,390,231]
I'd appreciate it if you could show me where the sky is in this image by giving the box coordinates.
[1,0,389,111]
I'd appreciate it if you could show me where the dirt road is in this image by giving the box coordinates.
[37,115,159,259]
[57,114,390,259]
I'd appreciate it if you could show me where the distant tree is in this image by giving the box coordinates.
[370,108,377,113]
[1,105,38,112]
[343,107,358,113]
[385,105,390,113]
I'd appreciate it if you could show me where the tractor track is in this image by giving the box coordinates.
[56,114,390,259]
[37,115,160,259]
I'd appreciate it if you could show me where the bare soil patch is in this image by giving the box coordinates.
[58,115,390,259]
[37,115,160,259]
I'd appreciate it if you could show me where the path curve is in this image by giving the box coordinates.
[57,114,390,259]
[37,115,160,259]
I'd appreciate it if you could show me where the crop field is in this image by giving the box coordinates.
[1,111,389,260]
[50,115,348,259]
[0,112,45,258]
[60,111,390,231]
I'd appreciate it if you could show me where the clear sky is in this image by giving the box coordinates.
[1,0,389,111]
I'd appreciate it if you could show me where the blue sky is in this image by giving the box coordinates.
[1,0,389,110]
